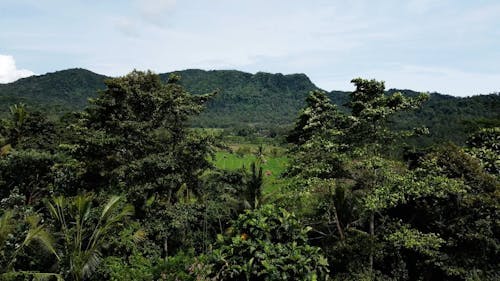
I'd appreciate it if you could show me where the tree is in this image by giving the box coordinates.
[0,104,66,210]
[397,144,500,280]
[287,90,344,145]
[0,210,61,280]
[0,104,58,151]
[343,78,428,272]
[0,150,62,208]
[203,205,329,280]
[63,71,216,208]
[47,195,133,281]
[286,90,349,180]
[3,103,28,147]
[244,162,263,209]
[286,78,440,279]
[346,78,428,152]
[466,127,500,175]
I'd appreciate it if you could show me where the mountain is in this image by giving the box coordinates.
[388,90,500,145]
[0,68,318,126]
[0,68,108,114]
[0,68,498,144]
[165,69,318,127]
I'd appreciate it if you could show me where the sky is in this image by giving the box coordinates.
[0,0,499,96]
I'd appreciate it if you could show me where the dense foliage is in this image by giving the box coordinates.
[283,81,499,280]
[0,71,498,280]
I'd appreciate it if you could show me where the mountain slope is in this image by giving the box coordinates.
[165,69,318,127]
[389,90,500,145]
[0,68,498,145]
[0,68,107,114]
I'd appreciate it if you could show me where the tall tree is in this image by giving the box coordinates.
[345,78,428,272]
[346,78,428,153]
[287,90,344,145]
[63,71,216,208]
[57,71,218,259]
[287,78,438,278]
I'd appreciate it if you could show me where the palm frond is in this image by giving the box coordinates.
[47,194,133,281]
[1,272,63,281]
[47,196,67,228]
[73,194,92,222]
[81,250,102,280]
[133,229,147,243]
[89,203,133,249]
[0,210,15,247]
[23,223,60,260]
[100,195,121,220]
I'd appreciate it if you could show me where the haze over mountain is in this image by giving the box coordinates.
[0,68,498,145]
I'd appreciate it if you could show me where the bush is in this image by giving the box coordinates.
[202,205,329,280]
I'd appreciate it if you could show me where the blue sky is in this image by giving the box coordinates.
[1,0,499,96]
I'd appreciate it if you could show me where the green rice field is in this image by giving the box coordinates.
[213,146,289,193]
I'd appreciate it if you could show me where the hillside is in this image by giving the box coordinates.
[390,90,500,145]
[165,69,318,127]
[0,69,318,126]
[0,68,107,114]
[0,68,498,144]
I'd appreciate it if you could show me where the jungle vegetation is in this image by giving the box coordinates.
[0,70,498,280]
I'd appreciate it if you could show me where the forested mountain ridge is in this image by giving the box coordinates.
[0,68,498,144]
[0,68,318,125]
[166,69,318,127]
[390,90,500,145]
[0,68,108,113]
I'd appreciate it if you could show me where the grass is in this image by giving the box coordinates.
[213,146,289,194]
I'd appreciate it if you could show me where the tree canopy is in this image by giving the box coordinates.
[0,72,498,281]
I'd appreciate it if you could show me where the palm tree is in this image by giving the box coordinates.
[47,194,133,281]
[7,103,28,146]
[244,162,263,209]
[0,210,62,280]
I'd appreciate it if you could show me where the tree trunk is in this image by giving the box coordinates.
[163,237,168,258]
[332,205,345,240]
[369,212,374,272]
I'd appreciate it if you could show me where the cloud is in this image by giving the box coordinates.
[3,0,496,96]
[137,0,176,25]
[406,0,449,14]
[113,0,176,36]
[114,17,140,37]
[0,55,35,83]
[316,64,500,97]
[381,65,500,96]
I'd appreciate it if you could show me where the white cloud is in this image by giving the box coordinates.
[114,17,141,37]
[382,65,500,97]
[316,64,500,97]
[137,0,176,25]
[0,55,35,83]
[406,0,449,14]
[113,0,177,36]
[3,0,497,96]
